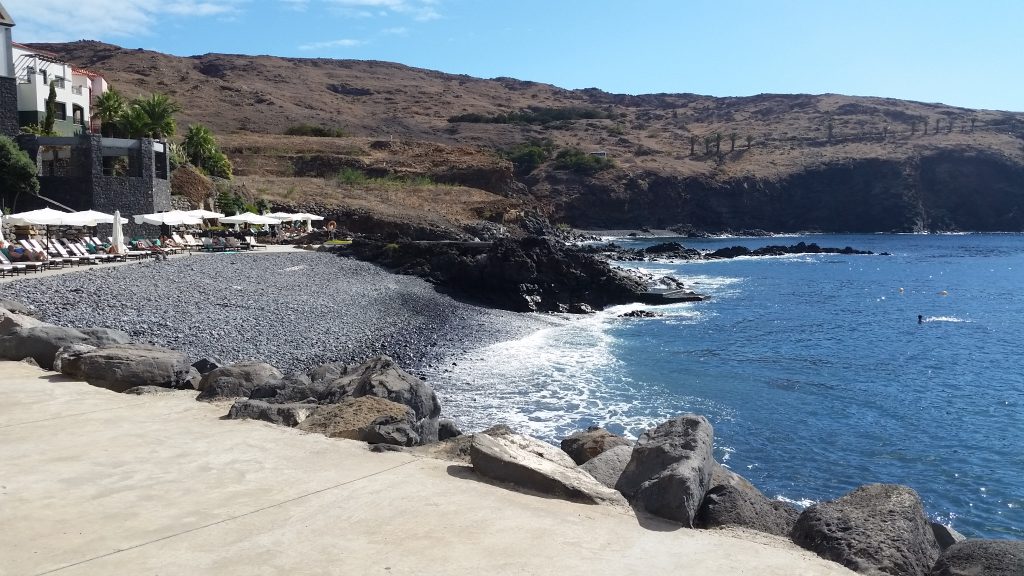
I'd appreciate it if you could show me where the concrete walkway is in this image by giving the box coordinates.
[0,361,853,576]
[0,245,308,285]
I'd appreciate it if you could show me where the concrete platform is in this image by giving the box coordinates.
[0,361,853,576]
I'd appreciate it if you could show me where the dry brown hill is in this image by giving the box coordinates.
[31,41,1024,233]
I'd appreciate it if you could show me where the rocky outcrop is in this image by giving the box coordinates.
[791,483,940,576]
[56,344,194,393]
[579,444,633,489]
[560,427,633,465]
[615,415,715,526]
[351,236,655,313]
[0,298,36,317]
[0,309,46,335]
[226,399,317,427]
[470,432,627,507]
[694,461,798,537]
[928,539,1024,576]
[0,325,131,369]
[297,396,415,441]
[196,362,285,401]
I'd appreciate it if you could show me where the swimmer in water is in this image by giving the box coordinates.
[918,315,923,324]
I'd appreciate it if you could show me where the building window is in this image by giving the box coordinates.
[72,105,85,125]
[55,102,67,121]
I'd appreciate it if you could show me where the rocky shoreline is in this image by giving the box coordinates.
[1,296,1021,575]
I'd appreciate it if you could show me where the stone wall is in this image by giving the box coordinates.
[0,76,17,139]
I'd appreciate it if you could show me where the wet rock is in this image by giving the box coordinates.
[615,414,715,526]
[226,399,317,427]
[196,362,284,401]
[57,344,193,393]
[561,426,633,465]
[438,419,463,440]
[470,432,627,506]
[791,483,940,576]
[579,444,633,489]
[619,309,661,318]
[928,539,1024,576]
[694,461,798,537]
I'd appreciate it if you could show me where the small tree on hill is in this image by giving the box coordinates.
[0,136,40,211]
[745,135,753,148]
[703,135,712,155]
[910,120,917,136]
[714,133,722,154]
[969,117,977,132]
[728,132,737,152]
[689,134,697,156]
[826,117,834,143]
[923,118,929,135]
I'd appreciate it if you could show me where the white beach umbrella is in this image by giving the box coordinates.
[64,210,128,227]
[291,212,325,232]
[220,212,281,226]
[111,210,126,253]
[0,219,5,244]
[134,210,204,226]
[265,212,298,221]
[184,209,225,219]
[5,207,77,226]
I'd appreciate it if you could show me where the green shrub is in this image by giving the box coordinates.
[449,106,614,125]
[335,167,369,185]
[285,124,345,137]
[502,139,555,174]
[553,148,614,175]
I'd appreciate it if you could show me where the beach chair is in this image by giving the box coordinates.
[245,235,267,250]
[200,237,227,252]
[71,239,118,262]
[183,234,203,249]
[107,237,150,260]
[171,233,195,252]
[0,249,37,273]
[44,239,88,266]
[20,240,64,269]
[56,239,102,264]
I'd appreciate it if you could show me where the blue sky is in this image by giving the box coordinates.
[6,0,1022,111]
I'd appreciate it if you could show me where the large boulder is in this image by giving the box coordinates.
[226,399,317,427]
[249,371,324,403]
[579,444,633,489]
[297,396,416,441]
[693,461,798,537]
[0,298,36,316]
[0,325,130,369]
[361,415,421,447]
[56,344,194,392]
[929,539,1024,576]
[191,357,223,375]
[560,426,633,465]
[196,362,284,401]
[308,361,350,383]
[614,414,715,526]
[791,484,940,576]
[470,432,627,507]
[0,308,46,335]
[52,344,97,372]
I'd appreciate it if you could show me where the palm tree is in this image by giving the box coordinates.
[92,89,126,137]
[132,93,182,139]
[183,124,216,167]
[728,132,737,152]
[745,135,753,149]
[117,105,151,139]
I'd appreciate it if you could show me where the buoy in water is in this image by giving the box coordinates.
[899,287,905,294]
[938,290,949,296]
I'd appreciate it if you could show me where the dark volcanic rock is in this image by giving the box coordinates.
[791,483,940,576]
[560,426,633,465]
[362,415,421,446]
[694,461,798,537]
[707,241,874,259]
[191,357,223,375]
[614,415,715,526]
[579,444,633,489]
[351,236,650,313]
[928,539,1024,576]
[930,523,967,551]
[0,308,45,335]
[0,298,36,316]
[438,418,463,440]
[0,325,130,369]
[196,362,284,401]
[226,399,317,427]
[56,344,194,392]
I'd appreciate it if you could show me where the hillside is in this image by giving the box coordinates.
[32,41,1024,234]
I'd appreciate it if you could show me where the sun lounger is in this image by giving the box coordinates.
[245,235,267,250]
[28,239,78,267]
[66,239,115,262]
[200,237,227,252]
[0,249,36,273]
[56,239,103,264]
[107,237,150,260]
[19,240,64,269]
[183,234,203,249]
[171,233,195,251]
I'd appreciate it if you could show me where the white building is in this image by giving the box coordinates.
[12,42,106,135]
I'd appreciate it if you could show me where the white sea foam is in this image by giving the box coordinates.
[925,316,971,323]
[428,309,731,441]
[776,495,817,509]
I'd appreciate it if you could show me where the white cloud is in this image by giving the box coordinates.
[324,0,441,21]
[298,38,365,51]
[4,0,245,41]
[381,27,408,35]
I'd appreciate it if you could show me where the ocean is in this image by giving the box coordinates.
[431,233,1024,539]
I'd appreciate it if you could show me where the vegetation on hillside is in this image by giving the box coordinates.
[0,136,40,212]
[182,123,233,179]
[449,106,615,125]
[284,124,345,137]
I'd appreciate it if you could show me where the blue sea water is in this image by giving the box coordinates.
[433,234,1024,539]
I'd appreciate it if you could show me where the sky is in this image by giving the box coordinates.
[5,0,1023,111]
